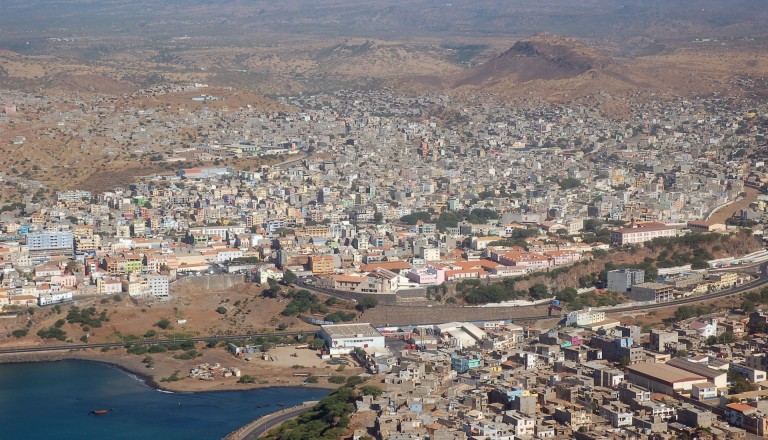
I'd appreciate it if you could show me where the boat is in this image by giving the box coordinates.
[91,409,108,415]
[277,403,285,407]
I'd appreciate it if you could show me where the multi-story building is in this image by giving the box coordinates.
[607,269,645,293]
[310,254,335,275]
[630,282,674,303]
[611,222,676,245]
[26,231,74,256]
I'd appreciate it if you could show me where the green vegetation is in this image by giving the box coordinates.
[282,269,298,285]
[155,318,172,330]
[66,306,108,328]
[282,289,328,316]
[147,345,167,353]
[729,370,758,394]
[11,328,28,338]
[238,375,256,384]
[674,304,716,321]
[306,376,319,383]
[355,296,379,311]
[324,311,357,323]
[328,375,346,384]
[126,345,149,355]
[37,327,67,341]
[160,370,183,383]
[173,349,201,360]
[267,385,359,440]
[216,306,227,314]
[360,385,383,397]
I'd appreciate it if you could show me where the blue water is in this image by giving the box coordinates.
[0,360,329,440]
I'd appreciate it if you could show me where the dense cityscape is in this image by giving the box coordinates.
[1,78,768,439]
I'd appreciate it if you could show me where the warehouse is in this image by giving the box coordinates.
[626,362,708,394]
[319,323,385,356]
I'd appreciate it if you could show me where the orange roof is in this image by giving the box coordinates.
[334,275,365,284]
[726,403,755,413]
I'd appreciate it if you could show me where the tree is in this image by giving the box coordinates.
[743,300,756,313]
[528,284,550,300]
[310,338,326,350]
[360,385,383,397]
[155,318,172,330]
[356,296,379,311]
[282,269,298,285]
[718,331,736,344]
[373,211,384,224]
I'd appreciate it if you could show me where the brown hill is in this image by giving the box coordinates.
[455,34,611,87]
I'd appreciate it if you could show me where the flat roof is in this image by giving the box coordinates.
[321,323,382,339]
[627,362,705,386]
[667,358,727,381]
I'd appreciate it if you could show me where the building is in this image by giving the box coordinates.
[57,190,92,201]
[145,274,170,300]
[667,358,728,388]
[650,330,679,352]
[310,254,335,275]
[626,362,707,394]
[565,308,606,327]
[26,231,74,256]
[611,222,676,245]
[607,269,645,293]
[38,291,73,306]
[630,282,674,303]
[687,220,726,233]
[318,323,385,356]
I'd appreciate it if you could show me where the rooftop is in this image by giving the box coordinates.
[320,323,383,339]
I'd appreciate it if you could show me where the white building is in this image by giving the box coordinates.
[611,222,676,245]
[38,291,73,306]
[565,308,606,327]
[318,323,385,356]
[146,274,170,300]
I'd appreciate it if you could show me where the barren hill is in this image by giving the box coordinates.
[456,34,611,87]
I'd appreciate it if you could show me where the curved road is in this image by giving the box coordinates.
[2,264,766,354]
[240,402,317,440]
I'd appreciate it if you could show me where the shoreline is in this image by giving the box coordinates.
[0,351,338,394]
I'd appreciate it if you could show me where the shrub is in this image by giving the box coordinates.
[147,345,167,353]
[216,306,227,314]
[328,375,346,384]
[37,327,67,341]
[155,318,171,330]
[11,329,28,338]
[238,375,256,384]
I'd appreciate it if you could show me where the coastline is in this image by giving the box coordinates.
[0,351,338,394]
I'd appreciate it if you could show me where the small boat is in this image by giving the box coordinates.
[91,409,108,415]
[277,403,285,407]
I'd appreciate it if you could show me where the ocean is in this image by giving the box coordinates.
[0,360,329,440]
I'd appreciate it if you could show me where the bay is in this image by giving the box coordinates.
[0,360,329,440]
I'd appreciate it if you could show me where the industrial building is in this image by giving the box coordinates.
[319,323,385,356]
[626,362,708,394]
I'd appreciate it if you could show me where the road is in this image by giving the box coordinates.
[3,264,766,355]
[240,402,317,440]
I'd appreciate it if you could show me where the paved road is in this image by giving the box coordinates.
[241,403,316,440]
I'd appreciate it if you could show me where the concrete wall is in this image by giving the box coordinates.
[171,274,246,292]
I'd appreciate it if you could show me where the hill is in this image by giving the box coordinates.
[455,34,611,87]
